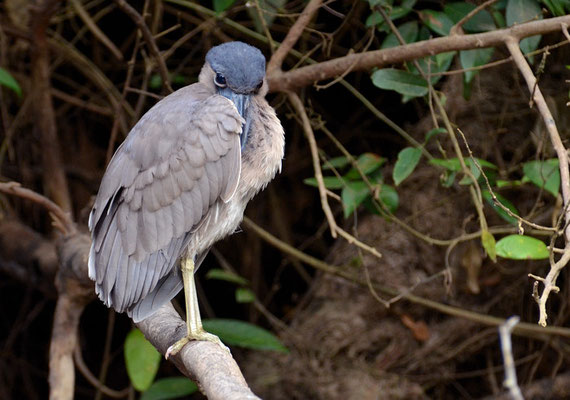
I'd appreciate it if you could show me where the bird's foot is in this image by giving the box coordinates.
[165,329,230,359]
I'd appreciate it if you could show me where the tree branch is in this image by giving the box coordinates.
[505,35,570,327]
[137,304,261,400]
[30,0,73,214]
[287,92,338,238]
[268,14,570,92]
[0,182,75,235]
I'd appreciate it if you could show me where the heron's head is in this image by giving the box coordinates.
[201,42,267,149]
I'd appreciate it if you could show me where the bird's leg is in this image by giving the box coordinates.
[165,258,229,359]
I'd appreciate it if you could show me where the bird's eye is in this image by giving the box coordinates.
[214,73,227,87]
[255,81,263,91]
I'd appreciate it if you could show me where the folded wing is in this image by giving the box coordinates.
[88,86,243,321]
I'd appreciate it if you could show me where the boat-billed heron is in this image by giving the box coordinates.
[88,42,285,357]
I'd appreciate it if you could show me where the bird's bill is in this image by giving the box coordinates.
[218,88,252,148]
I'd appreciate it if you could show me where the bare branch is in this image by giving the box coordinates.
[0,182,75,235]
[505,35,570,327]
[498,316,523,400]
[450,0,499,35]
[268,15,570,92]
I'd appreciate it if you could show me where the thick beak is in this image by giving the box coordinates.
[218,88,252,149]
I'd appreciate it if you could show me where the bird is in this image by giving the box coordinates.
[88,41,285,357]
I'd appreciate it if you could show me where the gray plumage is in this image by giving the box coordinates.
[89,42,284,323]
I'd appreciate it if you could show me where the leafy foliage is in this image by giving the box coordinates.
[305,152,399,217]
[0,67,22,97]
[124,329,161,392]
[496,235,549,259]
[203,319,288,352]
[140,378,198,400]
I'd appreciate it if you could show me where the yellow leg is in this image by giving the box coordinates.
[165,258,229,359]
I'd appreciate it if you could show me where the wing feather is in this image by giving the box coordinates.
[89,85,243,319]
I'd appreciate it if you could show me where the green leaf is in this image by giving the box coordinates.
[523,159,560,197]
[444,2,496,32]
[407,52,455,86]
[481,230,497,262]
[420,10,454,36]
[425,127,446,142]
[379,184,399,212]
[341,181,370,218]
[460,48,494,83]
[393,147,422,185]
[482,190,519,225]
[506,0,542,25]
[203,319,288,352]
[344,153,385,179]
[141,377,198,400]
[541,0,569,16]
[367,0,392,7]
[493,10,507,27]
[371,68,428,98]
[206,269,248,286]
[441,170,457,187]
[506,0,542,55]
[124,329,161,392]
[430,157,496,185]
[303,176,345,189]
[367,0,416,29]
[235,288,256,303]
[383,0,416,19]
[496,235,549,259]
[323,156,350,170]
[365,11,384,28]
[213,0,236,13]
[0,67,22,97]
[429,157,497,172]
[381,21,418,49]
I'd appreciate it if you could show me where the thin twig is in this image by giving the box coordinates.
[242,217,570,340]
[457,128,558,233]
[450,0,499,35]
[74,346,129,399]
[288,92,338,238]
[0,182,75,235]
[113,0,172,93]
[69,0,123,60]
[498,316,524,400]
[267,0,323,73]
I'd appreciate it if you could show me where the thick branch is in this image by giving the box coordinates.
[49,234,94,400]
[268,15,570,92]
[30,0,73,213]
[137,304,260,400]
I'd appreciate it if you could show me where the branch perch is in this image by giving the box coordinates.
[137,304,260,400]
